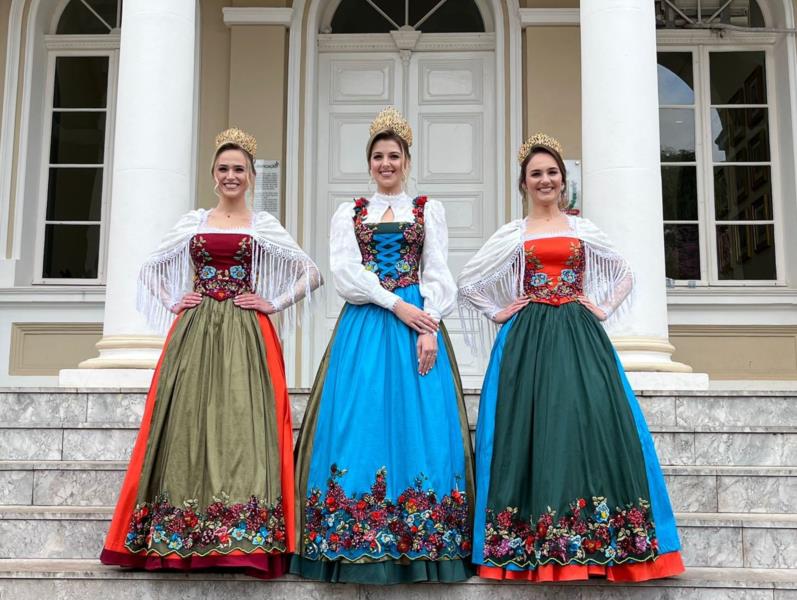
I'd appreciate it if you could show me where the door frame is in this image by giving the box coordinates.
[284,0,523,385]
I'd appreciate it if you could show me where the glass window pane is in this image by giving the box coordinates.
[46,168,103,221]
[710,108,769,162]
[660,108,695,161]
[714,166,772,220]
[331,0,484,33]
[664,224,701,280]
[656,0,764,28]
[661,166,698,220]
[331,0,403,33]
[410,0,485,32]
[56,0,119,34]
[716,224,776,280]
[710,51,767,104]
[50,112,106,164]
[54,57,109,109]
[42,224,100,279]
[657,52,694,105]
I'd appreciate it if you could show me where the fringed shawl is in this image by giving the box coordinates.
[457,215,634,352]
[137,209,322,335]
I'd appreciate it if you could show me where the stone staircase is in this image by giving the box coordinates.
[1,387,796,598]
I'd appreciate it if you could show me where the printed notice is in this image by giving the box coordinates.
[254,159,281,219]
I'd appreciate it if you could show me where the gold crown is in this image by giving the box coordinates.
[518,133,564,164]
[369,106,413,147]
[215,127,257,157]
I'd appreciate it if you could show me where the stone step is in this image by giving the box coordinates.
[0,561,795,600]
[2,388,797,429]
[3,420,796,466]
[0,506,794,570]
[2,461,796,515]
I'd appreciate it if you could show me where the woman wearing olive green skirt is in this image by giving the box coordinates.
[100,128,321,578]
[458,134,684,582]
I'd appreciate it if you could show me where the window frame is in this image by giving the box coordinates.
[658,32,785,287]
[32,39,119,285]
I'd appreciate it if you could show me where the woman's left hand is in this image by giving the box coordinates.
[417,332,438,376]
[578,295,607,321]
[233,293,277,314]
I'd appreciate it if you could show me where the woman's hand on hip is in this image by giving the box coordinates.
[578,295,607,321]
[417,332,438,376]
[171,292,203,314]
[491,297,531,324]
[393,300,439,334]
[233,293,277,314]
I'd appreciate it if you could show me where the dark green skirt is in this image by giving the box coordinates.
[472,301,682,580]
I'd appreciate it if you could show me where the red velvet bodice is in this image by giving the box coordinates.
[190,233,253,301]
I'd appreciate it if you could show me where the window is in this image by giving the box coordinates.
[655,0,765,29]
[35,1,121,283]
[658,46,778,284]
[330,0,485,34]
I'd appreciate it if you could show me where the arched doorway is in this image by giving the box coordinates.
[298,0,513,384]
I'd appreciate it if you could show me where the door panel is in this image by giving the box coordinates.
[313,51,495,385]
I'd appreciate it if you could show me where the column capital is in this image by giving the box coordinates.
[222,7,293,28]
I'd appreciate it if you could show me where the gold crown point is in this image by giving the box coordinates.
[518,133,564,165]
[369,106,413,148]
[215,127,257,158]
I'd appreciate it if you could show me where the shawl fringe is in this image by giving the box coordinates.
[136,210,322,336]
[457,246,524,354]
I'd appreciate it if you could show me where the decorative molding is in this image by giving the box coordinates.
[670,324,797,336]
[44,33,120,50]
[0,0,26,259]
[667,288,797,305]
[10,322,103,376]
[520,8,580,27]
[222,7,293,27]
[657,29,778,45]
[318,33,495,53]
[0,286,106,305]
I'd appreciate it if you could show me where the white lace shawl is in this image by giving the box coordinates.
[329,192,457,320]
[456,215,635,350]
[137,209,322,334]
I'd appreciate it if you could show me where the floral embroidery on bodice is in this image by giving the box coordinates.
[353,196,427,291]
[190,233,253,301]
[523,236,584,305]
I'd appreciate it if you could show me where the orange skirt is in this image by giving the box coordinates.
[477,550,684,582]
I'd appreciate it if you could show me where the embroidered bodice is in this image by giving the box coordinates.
[352,196,426,291]
[190,233,253,300]
[522,236,584,305]
[329,192,457,318]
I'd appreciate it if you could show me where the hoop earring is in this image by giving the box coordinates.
[367,175,375,195]
[212,180,221,198]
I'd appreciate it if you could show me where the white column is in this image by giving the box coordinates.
[580,0,706,388]
[60,0,197,387]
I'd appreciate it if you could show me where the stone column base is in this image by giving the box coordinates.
[59,368,154,388]
[612,336,694,373]
[625,371,709,390]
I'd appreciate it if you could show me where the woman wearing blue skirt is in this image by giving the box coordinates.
[291,107,474,584]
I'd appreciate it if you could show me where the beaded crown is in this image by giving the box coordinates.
[369,106,413,148]
[215,127,257,157]
[518,133,564,165]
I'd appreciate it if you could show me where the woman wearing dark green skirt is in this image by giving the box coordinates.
[101,128,321,578]
[458,133,684,582]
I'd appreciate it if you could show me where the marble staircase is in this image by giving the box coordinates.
[1,387,796,599]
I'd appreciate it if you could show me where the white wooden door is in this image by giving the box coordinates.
[311,50,496,386]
